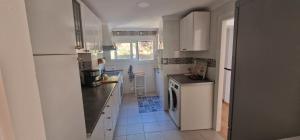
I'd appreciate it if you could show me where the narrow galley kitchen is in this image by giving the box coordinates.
[10,0,236,140]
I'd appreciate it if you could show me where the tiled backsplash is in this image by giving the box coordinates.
[194,58,216,67]
[161,57,216,67]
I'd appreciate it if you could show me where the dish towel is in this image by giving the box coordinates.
[128,65,135,82]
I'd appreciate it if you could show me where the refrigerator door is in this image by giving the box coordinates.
[229,0,300,140]
[25,0,76,54]
[34,55,86,140]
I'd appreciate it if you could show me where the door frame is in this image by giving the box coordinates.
[215,17,235,132]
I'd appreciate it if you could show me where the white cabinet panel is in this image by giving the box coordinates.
[181,83,213,130]
[25,0,76,54]
[33,55,86,140]
[180,11,210,51]
[104,98,113,140]
[193,12,210,51]
[88,78,122,140]
[80,2,102,51]
[88,116,105,140]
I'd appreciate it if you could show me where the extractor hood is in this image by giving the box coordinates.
[102,24,116,51]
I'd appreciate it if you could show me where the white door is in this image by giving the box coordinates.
[223,25,234,103]
[34,55,86,140]
[25,0,76,54]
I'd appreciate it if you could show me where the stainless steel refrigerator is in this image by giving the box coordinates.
[229,0,300,139]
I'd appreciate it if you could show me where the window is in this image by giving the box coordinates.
[110,43,131,59]
[110,41,154,61]
[138,41,154,60]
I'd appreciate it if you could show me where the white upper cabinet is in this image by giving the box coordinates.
[25,0,77,54]
[180,11,210,51]
[80,2,103,52]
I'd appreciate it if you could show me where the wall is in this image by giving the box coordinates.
[198,0,236,130]
[104,35,158,94]
[0,0,47,140]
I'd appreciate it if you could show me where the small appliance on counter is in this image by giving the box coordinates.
[82,69,101,87]
[187,60,208,80]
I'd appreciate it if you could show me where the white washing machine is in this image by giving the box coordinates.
[168,79,181,127]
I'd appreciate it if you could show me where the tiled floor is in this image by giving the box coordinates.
[114,94,224,140]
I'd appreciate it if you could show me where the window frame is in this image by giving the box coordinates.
[110,40,154,61]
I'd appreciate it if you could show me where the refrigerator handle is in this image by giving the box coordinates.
[224,68,232,71]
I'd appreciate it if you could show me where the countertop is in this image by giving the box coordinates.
[168,74,213,84]
[81,71,121,135]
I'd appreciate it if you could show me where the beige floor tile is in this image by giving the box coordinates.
[114,136,126,140]
[117,117,127,126]
[126,124,144,135]
[141,115,157,123]
[145,132,164,140]
[159,120,177,131]
[199,130,224,140]
[115,126,126,136]
[182,130,206,140]
[162,130,185,140]
[127,133,146,140]
[127,116,143,125]
[141,112,157,116]
[143,122,161,133]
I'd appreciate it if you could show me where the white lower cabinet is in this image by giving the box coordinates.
[88,116,105,140]
[104,93,113,140]
[88,82,122,140]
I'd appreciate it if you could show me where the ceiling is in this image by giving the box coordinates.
[82,0,219,29]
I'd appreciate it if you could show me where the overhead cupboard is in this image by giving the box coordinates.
[180,11,210,51]
[74,0,103,52]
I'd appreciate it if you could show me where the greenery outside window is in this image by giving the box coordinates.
[110,41,154,61]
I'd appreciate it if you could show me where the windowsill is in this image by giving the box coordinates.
[107,59,155,63]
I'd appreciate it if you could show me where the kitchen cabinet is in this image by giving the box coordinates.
[80,1,103,51]
[88,115,105,140]
[180,11,210,51]
[180,82,213,130]
[104,97,113,140]
[73,0,84,49]
[25,0,77,54]
[88,77,123,140]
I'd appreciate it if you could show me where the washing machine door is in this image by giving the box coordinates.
[171,88,178,111]
[168,87,173,111]
[170,87,178,111]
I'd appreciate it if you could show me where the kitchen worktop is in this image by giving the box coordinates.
[81,71,121,135]
[168,74,213,84]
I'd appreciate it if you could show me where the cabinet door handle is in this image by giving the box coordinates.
[107,117,111,119]
[106,105,110,107]
[107,128,112,131]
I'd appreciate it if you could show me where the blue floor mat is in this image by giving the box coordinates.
[137,96,162,113]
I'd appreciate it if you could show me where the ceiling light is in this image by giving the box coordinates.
[137,2,150,8]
